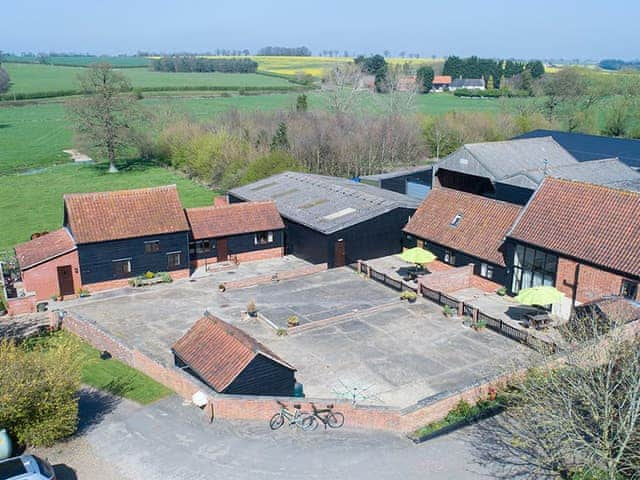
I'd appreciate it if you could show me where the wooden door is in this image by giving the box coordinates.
[334,239,346,268]
[216,238,228,262]
[57,265,75,297]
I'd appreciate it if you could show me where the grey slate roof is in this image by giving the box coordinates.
[436,137,579,189]
[360,165,433,181]
[451,78,485,88]
[228,172,420,234]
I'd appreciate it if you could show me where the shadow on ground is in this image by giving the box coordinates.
[53,464,78,480]
[76,388,122,435]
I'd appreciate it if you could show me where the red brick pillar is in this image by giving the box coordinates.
[457,301,464,317]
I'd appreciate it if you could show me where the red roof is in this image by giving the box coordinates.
[185,201,284,240]
[172,314,294,393]
[403,188,522,266]
[433,75,452,84]
[15,228,76,270]
[64,185,189,244]
[508,178,640,277]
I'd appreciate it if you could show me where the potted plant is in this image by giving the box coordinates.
[400,291,417,303]
[473,318,487,331]
[246,300,258,317]
[145,271,156,279]
[496,287,507,296]
[218,283,226,292]
[443,304,455,318]
[287,315,299,328]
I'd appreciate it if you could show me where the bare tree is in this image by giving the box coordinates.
[66,63,141,173]
[474,312,640,479]
[323,63,363,115]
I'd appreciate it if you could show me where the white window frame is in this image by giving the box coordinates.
[166,251,182,268]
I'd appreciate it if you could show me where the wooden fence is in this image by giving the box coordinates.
[358,260,557,354]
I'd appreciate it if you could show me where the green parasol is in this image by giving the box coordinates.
[399,247,437,265]
[514,286,564,306]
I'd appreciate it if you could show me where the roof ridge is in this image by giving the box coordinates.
[435,186,522,209]
[63,184,178,199]
[546,176,640,197]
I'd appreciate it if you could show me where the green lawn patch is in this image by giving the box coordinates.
[26,331,173,405]
[0,161,215,252]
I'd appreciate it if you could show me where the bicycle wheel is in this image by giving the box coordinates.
[327,412,345,428]
[269,413,285,430]
[300,414,319,431]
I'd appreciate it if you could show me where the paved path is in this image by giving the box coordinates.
[39,395,523,480]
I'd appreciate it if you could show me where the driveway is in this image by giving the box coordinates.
[37,395,524,480]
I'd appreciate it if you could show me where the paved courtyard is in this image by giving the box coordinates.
[67,265,528,408]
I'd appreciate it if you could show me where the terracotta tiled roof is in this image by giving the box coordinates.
[15,228,76,270]
[508,178,640,277]
[185,201,284,240]
[172,314,295,393]
[433,75,452,84]
[574,296,640,324]
[403,187,522,266]
[64,185,189,244]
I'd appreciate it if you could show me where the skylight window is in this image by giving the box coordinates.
[322,208,356,221]
[450,213,463,228]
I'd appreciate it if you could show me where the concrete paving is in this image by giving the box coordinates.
[67,267,527,408]
[71,395,523,480]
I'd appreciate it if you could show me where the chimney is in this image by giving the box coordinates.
[213,195,228,207]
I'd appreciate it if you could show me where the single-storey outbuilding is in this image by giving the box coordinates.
[228,172,420,267]
[359,165,433,199]
[172,314,296,396]
[185,200,285,267]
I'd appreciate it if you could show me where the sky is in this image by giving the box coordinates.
[2,0,638,60]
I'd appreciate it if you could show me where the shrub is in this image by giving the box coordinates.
[144,271,155,279]
[496,287,507,296]
[287,315,299,327]
[247,300,257,315]
[0,334,81,447]
[443,304,455,317]
[400,291,417,301]
[474,318,487,330]
[276,328,288,337]
[158,272,172,283]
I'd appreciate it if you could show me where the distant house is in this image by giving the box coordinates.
[506,177,640,309]
[403,187,522,286]
[396,75,417,92]
[431,75,452,92]
[514,129,640,171]
[433,137,640,204]
[172,313,296,396]
[228,172,420,267]
[185,200,284,267]
[357,74,376,91]
[449,78,485,91]
[359,165,433,199]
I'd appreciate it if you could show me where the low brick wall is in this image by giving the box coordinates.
[84,268,190,293]
[221,263,328,290]
[7,295,38,316]
[235,247,284,263]
[420,265,474,293]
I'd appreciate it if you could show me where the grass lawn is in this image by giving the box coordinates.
[3,55,151,67]
[28,331,173,405]
[3,63,296,96]
[0,161,215,253]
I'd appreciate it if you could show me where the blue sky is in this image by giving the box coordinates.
[2,0,637,59]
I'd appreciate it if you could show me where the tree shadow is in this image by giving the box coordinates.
[53,464,78,480]
[91,156,160,174]
[75,388,122,435]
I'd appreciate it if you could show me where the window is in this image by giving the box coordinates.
[254,231,274,245]
[444,249,456,265]
[621,280,638,300]
[450,213,463,228]
[144,240,160,253]
[112,258,131,277]
[512,245,557,294]
[480,263,494,279]
[167,252,181,268]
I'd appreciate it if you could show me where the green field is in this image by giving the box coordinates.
[3,63,296,96]
[3,55,151,67]
[0,162,215,252]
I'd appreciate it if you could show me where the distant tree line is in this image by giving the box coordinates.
[0,54,9,94]
[150,56,258,73]
[443,56,544,88]
[257,46,311,56]
[599,58,640,71]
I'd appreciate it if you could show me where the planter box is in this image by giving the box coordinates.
[409,405,505,444]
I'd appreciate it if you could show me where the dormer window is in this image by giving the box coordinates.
[450,213,463,228]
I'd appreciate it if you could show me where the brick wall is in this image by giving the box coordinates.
[420,265,474,293]
[221,263,328,290]
[234,247,283,264]
[21,250,81,302]
[84,268,190,293]
[7,295,38,316]
[556,257,634,304]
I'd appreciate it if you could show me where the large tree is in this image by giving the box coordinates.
[416,65,435,93]
[0,64,9,94]
[66,63,140,173]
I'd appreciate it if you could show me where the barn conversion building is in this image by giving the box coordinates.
[172,314,296,396]
[228,172,420,267]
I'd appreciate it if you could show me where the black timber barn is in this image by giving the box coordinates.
[228,172,420,267]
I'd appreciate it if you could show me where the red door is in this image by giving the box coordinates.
[216,239,228,262]
[334,239,346,267]
[57,265,75,297]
